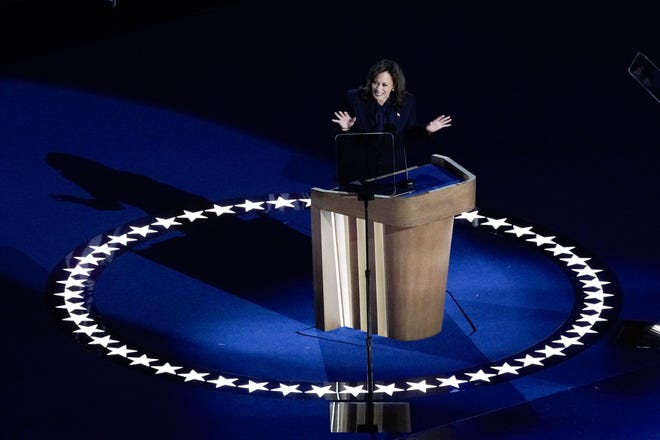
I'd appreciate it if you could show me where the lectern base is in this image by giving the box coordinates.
[329,401,411,433]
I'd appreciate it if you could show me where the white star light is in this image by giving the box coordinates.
[526,234,556,247]
[235,199,265,212]
[560,255,591,267]
[177,210,207,222]
[582,302,613,314]
[580,278,611,290]
[271,383,302,396]
[56,301,87,313]
[305,385,335,397]
[74,254,106,266]
[129,354,159,366]
[267,196,296,209]
[544,244,575,256]
[583,290,614,301]
[465,369,496,383]
[374,383,404,396]
[89,243,119,255]
[298,198,311,207]
[73,324,104,336]
[152,362,183,375]
[406,380,436,393]
[492,362,522,376]
[340,384,368,397]
[552,335,584,348]
[566,324,597,336]
[63,266,94,276]
[106,345,137,357]
[128,225,158,237]
[572,267,603,277]
[505,225,534,237]
[53,289,84,301]
[107,234,137,246]
[179,369,209,382]
[56,278,86,289]
[207,376,238,388]
[482,217,510,229]
[239,380,269,393]
[437,375,467,389]
[514,354,545,367]
[205,204,235,216]
[577,313,607,325]
[534,345,566,358]
[456,210,485,222]
[62,313,93,325]
[151,217,183,229]
[88,335,119,347]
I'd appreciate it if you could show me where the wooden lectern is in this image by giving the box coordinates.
[311,154,476,341]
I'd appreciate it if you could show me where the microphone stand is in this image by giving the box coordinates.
[357,190,377,433]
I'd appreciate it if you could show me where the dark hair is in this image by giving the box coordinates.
[358,59,408,109]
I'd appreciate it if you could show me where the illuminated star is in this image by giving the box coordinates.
[152,362,183,375]
[526,234,556,247]
[584,290,614,301]
[129,354,159,366]
[492,362,522,376]
[271,383,302,396]
[572,267,603,278]
[73,324,104,336]
[374,383,403,396]
[582,302,612,314]
[151,217,183,229]
[456,210,485,222]
[53,289,84,301]
[544,244,575,256]
[305,385,335,397]
[552,335,584,348]
[437,375,467,389]
[235,199,265,212]
[88,335,119,348]
[74,254,106,266]
[178,369,208,382]
[267,196,296,209]
[340,384,368,397]
[505,225,534,237]
[560,255,591,267]
[535,345,566,358]
[106,345,137,357]
[177,210,207,222]
[63,266,94,276]
[207,376,238,388]
[239,380,269,393]
[205,204,235,216]
[566,324,597,336]
[62,313,93,325]
[298,198,311,207]
[406,380,436,393]
[482,217,510,229]
[580,278,611,290]
[107,234,137,246]
[56,278,86,289]
[128,225,158,237]
[56,301,87,313]
[465,369,496,383]
[89,243,120,255]
[577,313,607,326]
[514,354,545,367]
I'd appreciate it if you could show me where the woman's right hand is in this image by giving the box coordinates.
[332,111,356,131]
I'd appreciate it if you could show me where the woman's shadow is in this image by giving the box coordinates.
[46,152,314,323]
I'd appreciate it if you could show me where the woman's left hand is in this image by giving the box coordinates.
[426,115,452,133]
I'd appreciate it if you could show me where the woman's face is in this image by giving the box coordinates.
[371,71,395,105]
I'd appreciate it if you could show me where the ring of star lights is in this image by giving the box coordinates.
[49,192,620,400]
